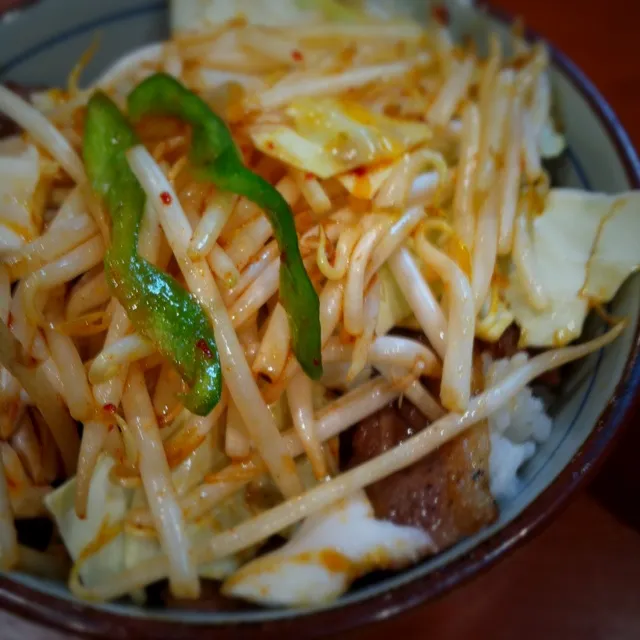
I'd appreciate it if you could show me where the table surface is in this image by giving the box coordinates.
[2,0,640,638]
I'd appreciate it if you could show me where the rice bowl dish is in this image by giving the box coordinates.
[0,0,638,629]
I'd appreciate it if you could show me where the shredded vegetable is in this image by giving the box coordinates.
[83,93,222,416]
[127,73,322,379]
[0,0,636,612]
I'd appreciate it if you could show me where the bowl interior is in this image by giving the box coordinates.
[1,0,639,629]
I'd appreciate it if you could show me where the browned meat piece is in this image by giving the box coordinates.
[479,323,521,360]
[347,401,497,552]
[479,323,562,387]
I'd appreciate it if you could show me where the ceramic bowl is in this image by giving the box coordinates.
[0,1,639,637]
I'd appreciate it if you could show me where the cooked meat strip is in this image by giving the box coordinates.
[481,323,521,361]
[346,400,497,552]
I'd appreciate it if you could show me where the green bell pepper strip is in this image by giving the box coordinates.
[83,92,221,416]
[127,73,323,380]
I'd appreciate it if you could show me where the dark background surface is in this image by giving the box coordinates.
[1,0,640,638]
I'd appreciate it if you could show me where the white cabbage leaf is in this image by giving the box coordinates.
[122,432,259,581]
[375,264,414,336]
[45,434,255,586]
[171,0,317,30]
[123,486,259,582]
[171,0,368,31]
[505,189,640,347]
[123,424,328,583]
[251,98,431,179]
[476,286,515,343]
[338,163,393,199]
[44,455,130,587]
[221,490,432,606]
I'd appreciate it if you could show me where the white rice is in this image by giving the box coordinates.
[483,352,554,500]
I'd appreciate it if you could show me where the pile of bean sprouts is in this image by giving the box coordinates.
[0,12,624,602]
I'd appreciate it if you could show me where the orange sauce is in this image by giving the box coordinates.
[109,463,142,489]
[281,455,297,477]
[30,173,53,233]
[77,519,123,565]
[204,459,262,485]
[491,270,509,290]
[318,549,351,574]
[157,401,183,428]
[352,173,371,199]
[165,430,206,469]
[446,236,472,278]
[285,549,352,575]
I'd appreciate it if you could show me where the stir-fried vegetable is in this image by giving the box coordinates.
[127,73,323,379]
[504,189,640,347]
[222,489,431,606]
[251,98,432,179]
[3,0,640,610]
[83,93,222,415]
[170,0,365,30]
[0,319,79,475]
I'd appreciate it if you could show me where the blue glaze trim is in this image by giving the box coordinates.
[514,145,596,493]
[566,146,591,191]
[0,1,164,77]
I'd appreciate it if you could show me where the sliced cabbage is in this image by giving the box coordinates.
[123,490,158,581]
[296,0,369,22]
[170,0,368,31]
[250,99,431,179]
[125,433,257,580]
[582,195,640,299]
[44,455,129,587]
[123,486,259,582]
[45,435,256,586]
[251,126,342,178]
[0,137,40,252]
[476,286,515,343]
[198,454,326,577]
[505,189,640,347]
[125,438,216,578]
[124,428,325,582]
[171,0,317,30]
[376,264,414,336]
[338,163,393,199]
[221,490,432,606]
